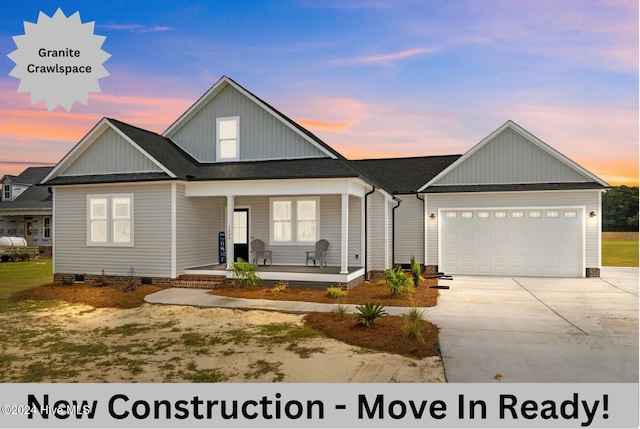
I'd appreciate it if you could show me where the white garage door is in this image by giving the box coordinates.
[441,208,583,277]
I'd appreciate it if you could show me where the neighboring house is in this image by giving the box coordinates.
[0,166,54,256]
[41,76,608,287]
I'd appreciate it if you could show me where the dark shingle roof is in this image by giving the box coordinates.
[352,155,462,194]
[44,172,173,186]
[2,166,53,185]
[424,182,607,193]
[0,183,52,211]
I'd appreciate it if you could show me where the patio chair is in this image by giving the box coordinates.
[305,239,329,267]
[250,239,272,266]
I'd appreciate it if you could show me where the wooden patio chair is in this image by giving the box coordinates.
[250,239,272,266]
[305,239,329,267]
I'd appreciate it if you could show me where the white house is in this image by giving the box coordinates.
[41,76,608,287]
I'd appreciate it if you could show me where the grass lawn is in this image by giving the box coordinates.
[602,232,639,267]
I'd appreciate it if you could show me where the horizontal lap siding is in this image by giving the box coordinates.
[176,187,221,272]
[54,184,172,277]
[234,194,359,266]
[394,195,424,265]
[348,195,362,266]
[370,191,387,271]
[426,190,601,267]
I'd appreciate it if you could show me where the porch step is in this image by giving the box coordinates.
[171,274,227,289]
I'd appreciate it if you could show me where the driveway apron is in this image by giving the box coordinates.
[424,267,639,382]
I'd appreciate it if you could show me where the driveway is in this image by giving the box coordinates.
[424,267,639,382]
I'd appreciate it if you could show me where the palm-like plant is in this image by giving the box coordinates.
[354,303,387,327]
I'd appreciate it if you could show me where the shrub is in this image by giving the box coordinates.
[228,258,261,286]
[410,255,423,287]
[326,286,348,299]
[117,266,138,292]
[354,303,386,327]
[402,306,424,340]
[93,269,108,287]
[270,282,288,293]
[332,304,348,318]
[384,268,413,296]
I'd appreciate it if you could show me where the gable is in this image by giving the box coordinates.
[165,79,331,163]
[430,124,602,187]
[59,126,163,177]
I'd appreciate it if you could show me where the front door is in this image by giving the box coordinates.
[233,209,249,262]
[24,219,33,245]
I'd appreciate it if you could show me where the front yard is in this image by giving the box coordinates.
[0,260,444,383]
[602,232,639,267]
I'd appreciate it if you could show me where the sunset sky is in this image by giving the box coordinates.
[1,1,637,185]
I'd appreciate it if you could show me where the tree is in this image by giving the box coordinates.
[602,186,639,232]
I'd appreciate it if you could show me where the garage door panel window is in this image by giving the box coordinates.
[564,211,577,218]
[445,212,457,218]
[478,211,489,218]
[495,211,506,218]
[529,211,541,218]
[546,211,559,218]
[511,211,524,218]
[461,212,473,218]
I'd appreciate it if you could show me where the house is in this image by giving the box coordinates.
[40,76,608,287]
[0,166,54,256]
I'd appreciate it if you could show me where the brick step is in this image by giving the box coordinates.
[171,274,227,289]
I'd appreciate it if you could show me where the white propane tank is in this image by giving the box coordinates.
[0,236,28,247]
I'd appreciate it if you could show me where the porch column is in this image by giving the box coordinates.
[226,195,234,269]
[340,193,349,274]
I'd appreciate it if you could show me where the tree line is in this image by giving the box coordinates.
[602,185,639,232]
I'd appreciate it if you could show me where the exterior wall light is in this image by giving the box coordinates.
[589,211,596,217]
[429,213,436,220]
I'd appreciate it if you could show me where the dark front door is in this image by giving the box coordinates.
[233,208,249,262]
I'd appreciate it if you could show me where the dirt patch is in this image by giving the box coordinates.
[9,284,169,309]
[602,232,639,242]
[209,278,439,307]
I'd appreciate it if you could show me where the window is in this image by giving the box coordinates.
[546,211,559,218]
[461,211,473,218]
[216,117,239,161]
[564,211,577,218]
[445,212,457,218]
[270,197,319,243]
[3,184,10,200]
[43,217,51,239]
[529,211,541,218]
[87,194,133,246]
[495,211,507,218]
[478,211,489,218]
[512,211,524,218]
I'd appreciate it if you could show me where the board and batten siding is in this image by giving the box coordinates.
[61,128,162,176]
[54,183,172,277]
[232,194,361,267]
[170,84,326,163]
[394,195,424,265]
[433,128,588,186]
[425,190,601,268]
[176,187,222,272]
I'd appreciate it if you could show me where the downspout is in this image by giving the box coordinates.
[363,186,375,281]
[416,193,425,268]
[391,197,402,268]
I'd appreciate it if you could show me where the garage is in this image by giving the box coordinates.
[440,208,584,277]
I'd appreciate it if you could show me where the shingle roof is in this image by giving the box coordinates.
[0,183,52,211]
[352,155,462,194]
[2,166,53,185]
[44,172,173,186]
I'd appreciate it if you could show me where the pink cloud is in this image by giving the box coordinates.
[335,47,441,65]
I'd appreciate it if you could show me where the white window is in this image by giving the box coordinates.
[445,212,457,218]
[3,184,10,200]
[495,211,507,218]
[43,217,51,239]
[564,211,577,218]
[529,211,541,218]
[478,211,489,218]
[512,211,524,218]
[461,211,473,218]
[270,197,319,243]
[216,117,239,161]
[87,194,133,246]
[546,211,559,218]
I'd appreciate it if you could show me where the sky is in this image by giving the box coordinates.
[0,0,637,185]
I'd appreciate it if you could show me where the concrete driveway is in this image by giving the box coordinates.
[423,267,638,382]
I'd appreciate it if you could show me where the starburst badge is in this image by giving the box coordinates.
[7,8,110,111]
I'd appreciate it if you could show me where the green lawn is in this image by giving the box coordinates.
[0,260,53,311]
[602,241,639,267]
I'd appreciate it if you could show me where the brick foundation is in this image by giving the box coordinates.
[586,268,601,278]
[38,246,52,258]
[366,270,386,280]
[424,265,438,275]
[54,273,173,286]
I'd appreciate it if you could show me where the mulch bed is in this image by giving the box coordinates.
[209,277,440,307]
[304,312,440,358]
[9,284,170,309]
